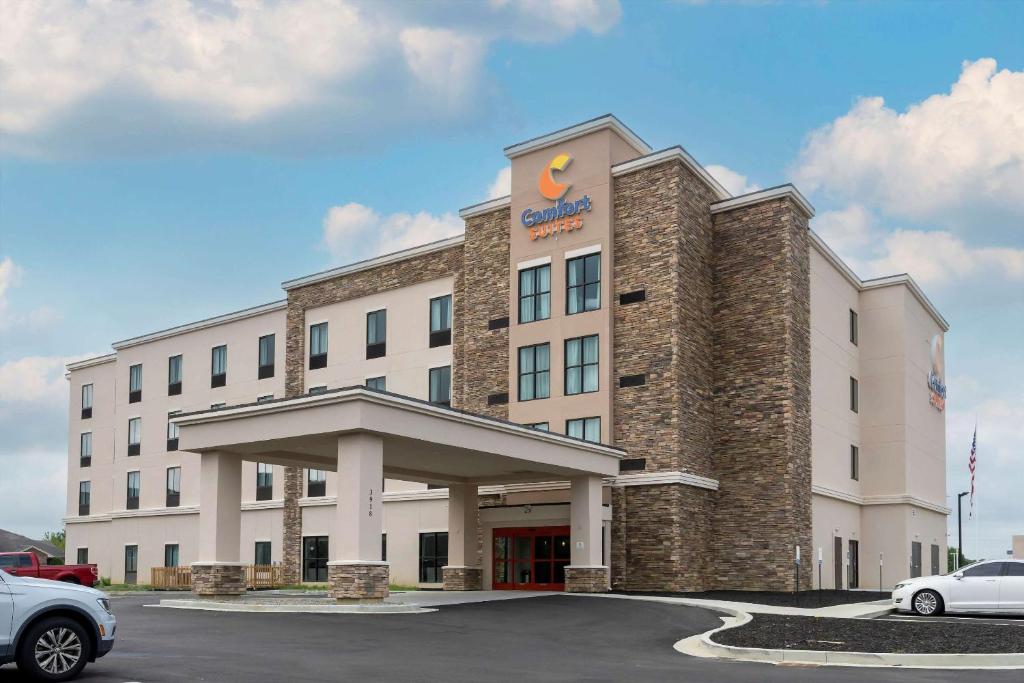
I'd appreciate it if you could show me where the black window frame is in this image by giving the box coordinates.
[366,376,386,391]
[126,470,140,510]
[366,310,386,359]
[850,376,859,413]
[164,543,180,568]
[167,411,180,451]
[256,463,273,501]
[307,468,326,498]
[429,365,451,407]
[309,323,328,369]
[128,364,142,403]
[419,531,448,583]
[76,548,88,564]
[518,263,551,324]
[166,466,181,508]
[564,335,599,396]
[78,481,91,516]
[526,422,550,431]
[517,343,550,402]
[850,445,860,481]
[849,309,859,345]
[168,354,183,395]
[254,541,272,566]
[566,252,601,315]
[81,383,93,419]
[79,431,92,468]
[429,295,453,347]
[566,416,601,443]
[127,417,141,456]
[211,345,227,388]
[259,334,276,379]
[124,545,138,585]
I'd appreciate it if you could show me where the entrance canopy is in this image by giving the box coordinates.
[173,386,624,485]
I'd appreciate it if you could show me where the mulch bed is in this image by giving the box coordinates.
[615,589,889,607]
[712,614,1024,654]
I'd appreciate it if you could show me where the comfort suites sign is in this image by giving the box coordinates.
[521,153,593,241]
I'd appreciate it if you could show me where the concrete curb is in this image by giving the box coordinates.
[156,599,436,614]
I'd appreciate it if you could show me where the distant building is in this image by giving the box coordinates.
[0,529,63,564]
[1013,536,1024,560]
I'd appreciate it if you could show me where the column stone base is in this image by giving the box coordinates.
[442,566,482,591]
[191,563,246,597]
[327,562,389,602]
[564,566,610,593]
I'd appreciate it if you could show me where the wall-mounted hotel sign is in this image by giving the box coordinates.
[521,153,593,241]
[928,334,946,412]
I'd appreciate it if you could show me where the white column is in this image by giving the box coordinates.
[570,475,604,567]
[197,450,242,563]
[333,433,384,562]
[447,483,479,568]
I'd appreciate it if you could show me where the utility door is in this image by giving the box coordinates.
[834,537,843,589]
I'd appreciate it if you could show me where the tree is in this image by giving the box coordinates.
[43,529,65,552]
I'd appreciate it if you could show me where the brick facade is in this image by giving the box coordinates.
[191,563,245,597]
[564,566,610,593]
[327,562,389,601]
[442,566,483,591]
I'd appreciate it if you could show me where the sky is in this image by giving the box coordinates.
[0,0,1021,560]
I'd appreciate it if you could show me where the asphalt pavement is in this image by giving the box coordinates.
[2,593,1022,682]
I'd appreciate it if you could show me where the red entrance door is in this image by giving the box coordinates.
[493,526,570,590]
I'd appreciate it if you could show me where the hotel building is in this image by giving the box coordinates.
[64,115,949,598]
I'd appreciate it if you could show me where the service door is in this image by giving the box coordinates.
[848,540,859,589]
[910,542,922,578]
[930,544,940,576]
[834,537,843,589]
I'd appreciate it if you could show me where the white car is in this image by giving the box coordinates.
[1,567,117,681]
[893,559,1024,616]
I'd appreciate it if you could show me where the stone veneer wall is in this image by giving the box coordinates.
[191,563,245,596]
[282,244,465,581]
[452,208,510,418]
[610,159,719,590]
[709,197,812,591]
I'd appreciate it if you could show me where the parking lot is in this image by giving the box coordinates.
[2,593,1022,682]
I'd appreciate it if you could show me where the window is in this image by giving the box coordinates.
[80,432,92,467]
[518,264,551,323]
[76,548,88,564]
[366,376,386,391]
[366,310,386,359]
[78,481,91,516]
[211,402,226,409]
[167,411,180,451]
[308,385,327,395]
[168,355,182,395]
[429,295,453,347]
[81,383,93,419]
[256,463,273,501]
[166,466,181,507]
[850,445,859,481]
[962,562,1004,578]
[211,345,227,387]
[309,323,328,369]
[1004,563,1024,577]
[429,366,451,407]
[126,471,140,510]
[849,309,859,345]
[518,343,550,401]
[254,541,272,566]
[419,532,448,583]
[850,377,859,413]
[382,534,387,562]
[566,417,601,443]
[258,334,276,378]
[124,545,138,585]
[565,335,599,395]
[526,422,550,431]
[257,394,274,403]
[127,417,141,456]
[164,544,179,568]
[307,469,326,498]
[566,252,600,315]
[128,364,142,403]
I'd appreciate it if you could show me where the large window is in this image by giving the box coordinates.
[429,366,451,407]
[850,376,859,413]
[81,383,93,419]
[259,334,276,378]
[128,364,142,403]
[566,252,600,315]
[430,295,452,347]
[164,544,179,568]
[211,345,227,388]
[254,541,272,566]
[518,343,550,401]
[850,445,860,481]
[303,536,328,582]
[309,323,328,369]
[166,466,181,508]
[366,310,386,359]
[256,463,273,501]
[366,376,386,391]
[78,481,91,516]
[566,417,601,443]
[565,335,599,395]
[518,264,551,323]
[419,532,448,583]
[168,355,183,395]
[76,548,88,564]
[167,411,180,451]
[307,469,326,498]
[127,417,141,456]
[849,309,859,346]
[126,471,140,510]
[80,432,92,467]
[124,545,138,585]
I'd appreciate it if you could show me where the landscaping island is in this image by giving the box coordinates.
[616,590,890,608]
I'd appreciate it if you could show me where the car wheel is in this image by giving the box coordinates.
[912,589,944,616]
[16,617,90,682]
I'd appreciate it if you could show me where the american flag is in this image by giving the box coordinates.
[968,427,977,518]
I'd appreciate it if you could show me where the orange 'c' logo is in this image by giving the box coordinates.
[538,153,573,201]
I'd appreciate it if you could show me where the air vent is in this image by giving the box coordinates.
[488,316,510,330]
[619,289,646,305]
[619,374,646,388]
[619,458,646,472]
[487,392,509,406]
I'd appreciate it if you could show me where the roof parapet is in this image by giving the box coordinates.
[710,184,815,218]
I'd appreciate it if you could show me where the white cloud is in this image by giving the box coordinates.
[812,204,874,255]
[488,166,512,199]
[0,256,20,316]
[857,230,1024,286]
[0,0,622,157]
[322,202,463,263]
[705,164,759,196]
[795,59,1024,223]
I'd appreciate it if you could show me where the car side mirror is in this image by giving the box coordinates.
[954,571,964,579]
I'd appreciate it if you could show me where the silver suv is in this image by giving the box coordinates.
[1,567,117,681]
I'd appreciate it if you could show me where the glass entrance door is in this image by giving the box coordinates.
[303,536,328,582]
[493,526,570,590]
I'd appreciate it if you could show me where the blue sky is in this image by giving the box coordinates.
[1,0,1021,559]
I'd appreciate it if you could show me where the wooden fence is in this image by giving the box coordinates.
[151,564,284,590]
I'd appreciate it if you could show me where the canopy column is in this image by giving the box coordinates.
[443,483,482,590]
[565,475,609,593]
[192,450,245,597]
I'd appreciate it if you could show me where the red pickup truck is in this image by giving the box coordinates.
[0,551,99,585]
